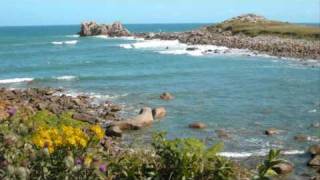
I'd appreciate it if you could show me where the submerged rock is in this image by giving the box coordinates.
[160,92,174,100]
[152,107,167,119]
[189,122,207,129]
[79,21,131,37]
[265,128,280,136]
[215,129,231,139]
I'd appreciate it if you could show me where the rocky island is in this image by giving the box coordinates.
[80,14,320,60]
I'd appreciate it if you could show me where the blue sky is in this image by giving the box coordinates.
[0,0,319,26]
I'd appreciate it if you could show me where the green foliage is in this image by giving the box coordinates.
[0,106,251,180]
[152,132,235,180]
[254,149,286,180]
[210,20,320,40]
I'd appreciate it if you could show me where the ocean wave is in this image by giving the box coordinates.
[218,149,305,158]
[0,78,34,84]
[51,40,78,45]
[55,75,77,80]
[94,35,144,41]
[66,34,80,38]
[119,39,268,57]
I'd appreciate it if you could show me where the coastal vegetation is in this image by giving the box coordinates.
[210,16,320,40]
[0,89,303,180]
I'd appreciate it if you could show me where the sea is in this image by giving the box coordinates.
[0,24,319,176]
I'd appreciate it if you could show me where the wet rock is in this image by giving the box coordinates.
[152,107,167,119]
[309,145,320,156]
[160,92,174,100]
[271,162,294,175]
[72,113,97,124]
[265,128,280,136]
[215,129,231,139]
[189,122,207,129]
[308,155,320,166]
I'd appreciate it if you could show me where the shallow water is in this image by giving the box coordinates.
[0,24,319,175]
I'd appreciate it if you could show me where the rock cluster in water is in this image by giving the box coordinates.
[79,21,131,37]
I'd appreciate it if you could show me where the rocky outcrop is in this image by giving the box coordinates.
[79,21,131,37]
[308,144,320,167]
[0,88,122,125]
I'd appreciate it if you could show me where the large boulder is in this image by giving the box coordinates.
[106,107,154,137]
[79,21,131,37]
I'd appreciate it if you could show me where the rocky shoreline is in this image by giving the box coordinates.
[80,14,320,61]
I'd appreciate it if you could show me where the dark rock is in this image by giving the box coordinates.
[186,47,198,51]
[271,162,294,175]
[310,145,320,156]
[189,122,207,129]
[308,155,320,166]
[160,92,174,100]
[152,107,167,119]
[265,128,280,136]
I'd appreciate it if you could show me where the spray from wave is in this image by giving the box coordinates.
[51,40,78,45]
[0,78,34,84]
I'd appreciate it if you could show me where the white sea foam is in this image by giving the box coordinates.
[119,39,266,57]
[66,34,80,38]
[55,76,77,80]
[218,149,305,158]
[94,35,144,41]
[0,78,34,84]
[51,40,78,45]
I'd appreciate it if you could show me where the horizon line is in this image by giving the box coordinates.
[0,21,319,28]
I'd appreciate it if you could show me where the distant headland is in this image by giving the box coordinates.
[79,14,320,61]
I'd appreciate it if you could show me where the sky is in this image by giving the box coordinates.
[0,0,319,26]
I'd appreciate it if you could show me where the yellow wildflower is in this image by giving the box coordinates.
[90,125,105,140]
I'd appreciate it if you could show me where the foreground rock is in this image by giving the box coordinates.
[189,122,207,129]
[79,21,131,37]
[271,162,294,175]
[106,107,154,137]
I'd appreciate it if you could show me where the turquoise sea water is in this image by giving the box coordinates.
[0,24,319,174]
